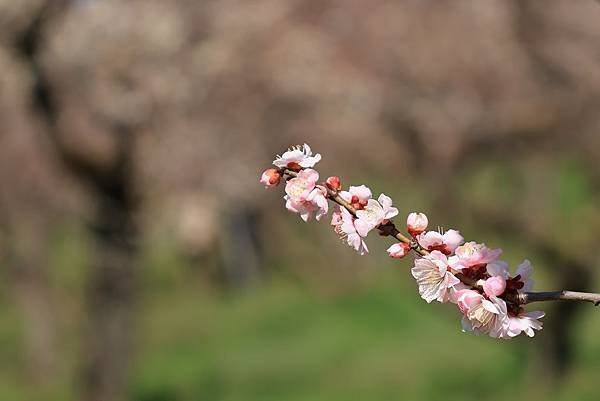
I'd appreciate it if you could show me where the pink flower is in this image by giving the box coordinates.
[455,289,482,314]
[332,207,368,255]
[339,185,372,209]
[387,242,410,259]
[273,143,322,169]
[285,169,319,201]
[417,229,464,255]
[284,169,328,222]
[331,205,344,227]
[483,276,506,297]
[448,283,472,304]
[452,241,502,270]
[285,187,328,222]
[411,251,460,303]
[459,294,509,338]
[407,212,428,237]
[260,168,282,188]
[354,194,398,237]
[506,311,544,338]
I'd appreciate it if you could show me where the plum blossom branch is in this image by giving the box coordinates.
[260,144,600,339]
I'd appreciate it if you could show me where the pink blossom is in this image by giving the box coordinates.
[354,194,398,237]
[387,242,410,259]
[285,187,328,222]
[459,294,509,338]
[454,289,482,314]
[339,185,372,209]
[411,251,460,303]
[284,169,328,222]
[260,168,282,188]
[331,205,344,227]
[273,143,322,169]
[448,283,472,304]
[417,229,464,255]
[285,169,319,201]
[332,207,368,255]
[348,185,372,202]
[407,212,428,237]
[483,276,507,297]
[452,241,502,269]
[506,311,544,338]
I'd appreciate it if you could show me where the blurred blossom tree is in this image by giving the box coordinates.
[0,0,599,399]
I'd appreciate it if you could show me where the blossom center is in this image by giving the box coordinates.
[468,304,494,327]
[287,178,310,198]
[360,206,381,224]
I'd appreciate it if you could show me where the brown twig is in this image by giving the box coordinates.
[511,291,600,306]
[282,168,600,307]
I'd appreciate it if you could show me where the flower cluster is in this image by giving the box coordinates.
[260,144,545,339]
[410,230,544,338]
[263,144,400,255]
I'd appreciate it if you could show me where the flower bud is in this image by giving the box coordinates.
[407,212,428,237]
[260,168,281,188]
[483,276,507,297]
[325,176,341,191]
[387,242,410,259]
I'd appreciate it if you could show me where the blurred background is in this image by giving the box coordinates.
[1,0,600,400]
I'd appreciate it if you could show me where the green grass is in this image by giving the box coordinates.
[2,244,600,401]
[130,269,595,401]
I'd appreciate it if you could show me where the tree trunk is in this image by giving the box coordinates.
[81,186,138,401]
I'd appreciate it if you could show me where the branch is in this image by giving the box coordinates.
[282,168,600,307]
[513,291,600,306]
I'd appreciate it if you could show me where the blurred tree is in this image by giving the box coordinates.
[14,1,139,400]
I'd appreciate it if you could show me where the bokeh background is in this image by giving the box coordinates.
[1,1,600,400]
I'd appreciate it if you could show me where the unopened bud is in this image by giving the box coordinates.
[483,276,507,297]
[260,168,282,188]
[387,242,410,259]
[407,212,428,237]
[325,176,341,191]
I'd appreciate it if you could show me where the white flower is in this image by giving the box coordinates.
[417,229,464,255]
[306,187,328,221]
[411,251,460,303]
[486,260,510,278]
[505,311,544,338]
[354,194,398,237]
[273,144,321,169]
[516,259,534,293]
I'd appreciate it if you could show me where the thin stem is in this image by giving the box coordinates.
[512,291,600,306]
[281,168,600,307]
